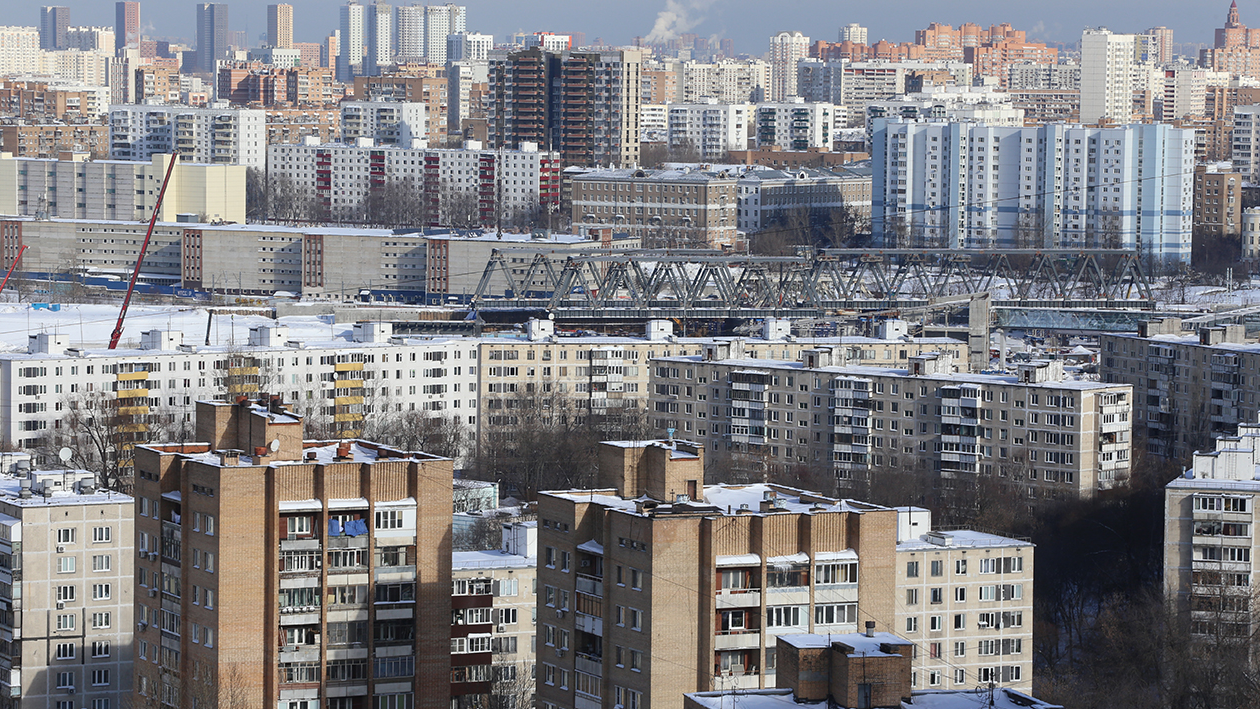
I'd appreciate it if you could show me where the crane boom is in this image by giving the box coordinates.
[108,152,179,349]
[0,244,28,294]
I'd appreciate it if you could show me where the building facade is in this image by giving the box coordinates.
[871,119,1195,263]
[568,167,738,248]
[667,102,749,160]
[769,31,809,101]
[108,105,267,169]
[754,102,834,151]
[0,469,134,707]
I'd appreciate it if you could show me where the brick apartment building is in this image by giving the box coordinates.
[132,396,453,709]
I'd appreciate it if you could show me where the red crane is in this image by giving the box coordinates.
[0,244,28,294]
[108,152,179,349]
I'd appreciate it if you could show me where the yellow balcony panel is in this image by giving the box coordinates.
[334,396,365,406]
[116,389,149,398]
[227,367,259,376]
[117,406,150,416]
[116,371,150,381]
[333,413,365,423]
[335,362,364,372]
[118,423,149,433]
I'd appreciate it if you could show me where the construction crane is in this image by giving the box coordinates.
[108,152,179,349]
[0,244,28,295]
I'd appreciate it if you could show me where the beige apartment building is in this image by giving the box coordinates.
[0,469,134,708]
[534,439,1035,709]
[1101,318,1260,460]
[648,346,1133,501]
[0,124,110,160]
[478,319,968,438]
[451,521,538,709]
[1164,423,1260,644]
[895,508,1032,692]
[133,397,454,709]
[569,168,739,249]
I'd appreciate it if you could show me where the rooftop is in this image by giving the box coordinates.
[0,471,131,508]
[546,482,889,518]
[896,528,1030,552]
[452,548,536,571]
[685,688,1062,709]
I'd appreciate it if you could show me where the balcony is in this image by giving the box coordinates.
[714,631,761,650]
[713,670,760,690]
[576,574,602,597]
[575,611,603,636]
[575,653,602,676]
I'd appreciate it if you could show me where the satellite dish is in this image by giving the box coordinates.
[58,447,72,463]
[269,439,280,452]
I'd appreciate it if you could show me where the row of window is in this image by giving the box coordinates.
[905,556,1024,578]
[905,611,1024,632]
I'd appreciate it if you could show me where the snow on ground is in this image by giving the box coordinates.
[0,304,349,352]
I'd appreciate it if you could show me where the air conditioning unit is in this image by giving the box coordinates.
[137,621,147,629]
[56,545,65,553]
[148,552,158,561]
[497,624,507,633]
[555,609,564,618]
[148,588,158,598]
[64,685,75,693]
[556,649,565,658]
[580,559,590,568]
[138,549,148,559]
[56,601,65,610]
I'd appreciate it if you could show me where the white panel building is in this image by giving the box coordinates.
[667,101,749,160]
[424,3,467,63]
[871,119,1194,263]
[1080,28,1147,125]
[107,105,267,170]
[754,101,835,150]
[340,101,428,147]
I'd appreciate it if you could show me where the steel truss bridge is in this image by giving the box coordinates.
[471,248,1155,321]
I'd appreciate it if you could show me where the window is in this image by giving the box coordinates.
[954,669,966,685]
[930,588,943,604]
[56,585,76,602]
[92,641,110,658]
[56,671,74,689]
[56,642,76,660]
[955,559,967,575]
[953,641,965,657]
[815,603,857,625]
[286,516,311,536]
[57,528,76,544]
[930,560,943,577]
[92,612,112,629]
[57,557,76,573]
[905,617,918,632]
[91,669,110,686]
[815,562,858,585]
[92,555,111,572]
[906,561,919,578]
[93,526,112,543]
[375,510,403,530]
[954,613,966,630]
[57,614,76,631]
[954,587,966,602]
[929,615,942,631]
[906,589,919,605]
[766,605,804,627]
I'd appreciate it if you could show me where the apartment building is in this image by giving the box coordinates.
[895,508,1032,691]
[1232,104,1260,183]
[568,167,738,248]
[0,79,107,120]
[871,119,1195,263]
[666,102,749,160]
[1164,423,1260,645]
[0,152,245,223]
[736,166,872,232]
[353,76,450,143]
[266,139,561,228]
[107,105,267,169]
[0,123,110,159]
[536,440,1036,708]
[1100,317,1260,459]
[648,347,1132,501]
[451,521,538,709]
[133,397,453,709]
[1079,29,1149,125]
[754,102,834,151]
[487,48,642,167]
[1007,63,1080,91]
[768,31,810,101]
[0,469,133,707]
[1194,163,1243,236]
[863,87,1024,137]
[215,63,342,107]
[0,324,481,464]
[536,440,899,708]
[677,59,771,104]
[340,102,428,147]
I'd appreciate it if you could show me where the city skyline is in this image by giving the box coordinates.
[22,0,1240,54]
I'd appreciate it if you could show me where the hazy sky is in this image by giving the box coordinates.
[32,0,1236,54]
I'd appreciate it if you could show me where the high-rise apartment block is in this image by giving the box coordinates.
[194,3,230,74]
[424,4,467,64]
[1164,423,1260,648]
[754,101,834,150]
[40,6,70,50]
[768,31,809,101]
[1232,104,1260,182]
[108,105,267,169]
[1080,28,1149,125]
[115,1,140,51]
[647,347,1133,501]
[133,397,454,708]
[488,48,642,167]
[1100,318,1260,459]
[838,23,867,45]
[269,4,294,49]
[1193,163,1243,236]
[451,522,538,709]
[535,440,1035,707]
[339,2,367,81]
[666,101,749,160]
[447,32,492,62]
[1146,26,1174,64]
[871,119,1194,262]
[366,1,393,76]
[0,470,134,706]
